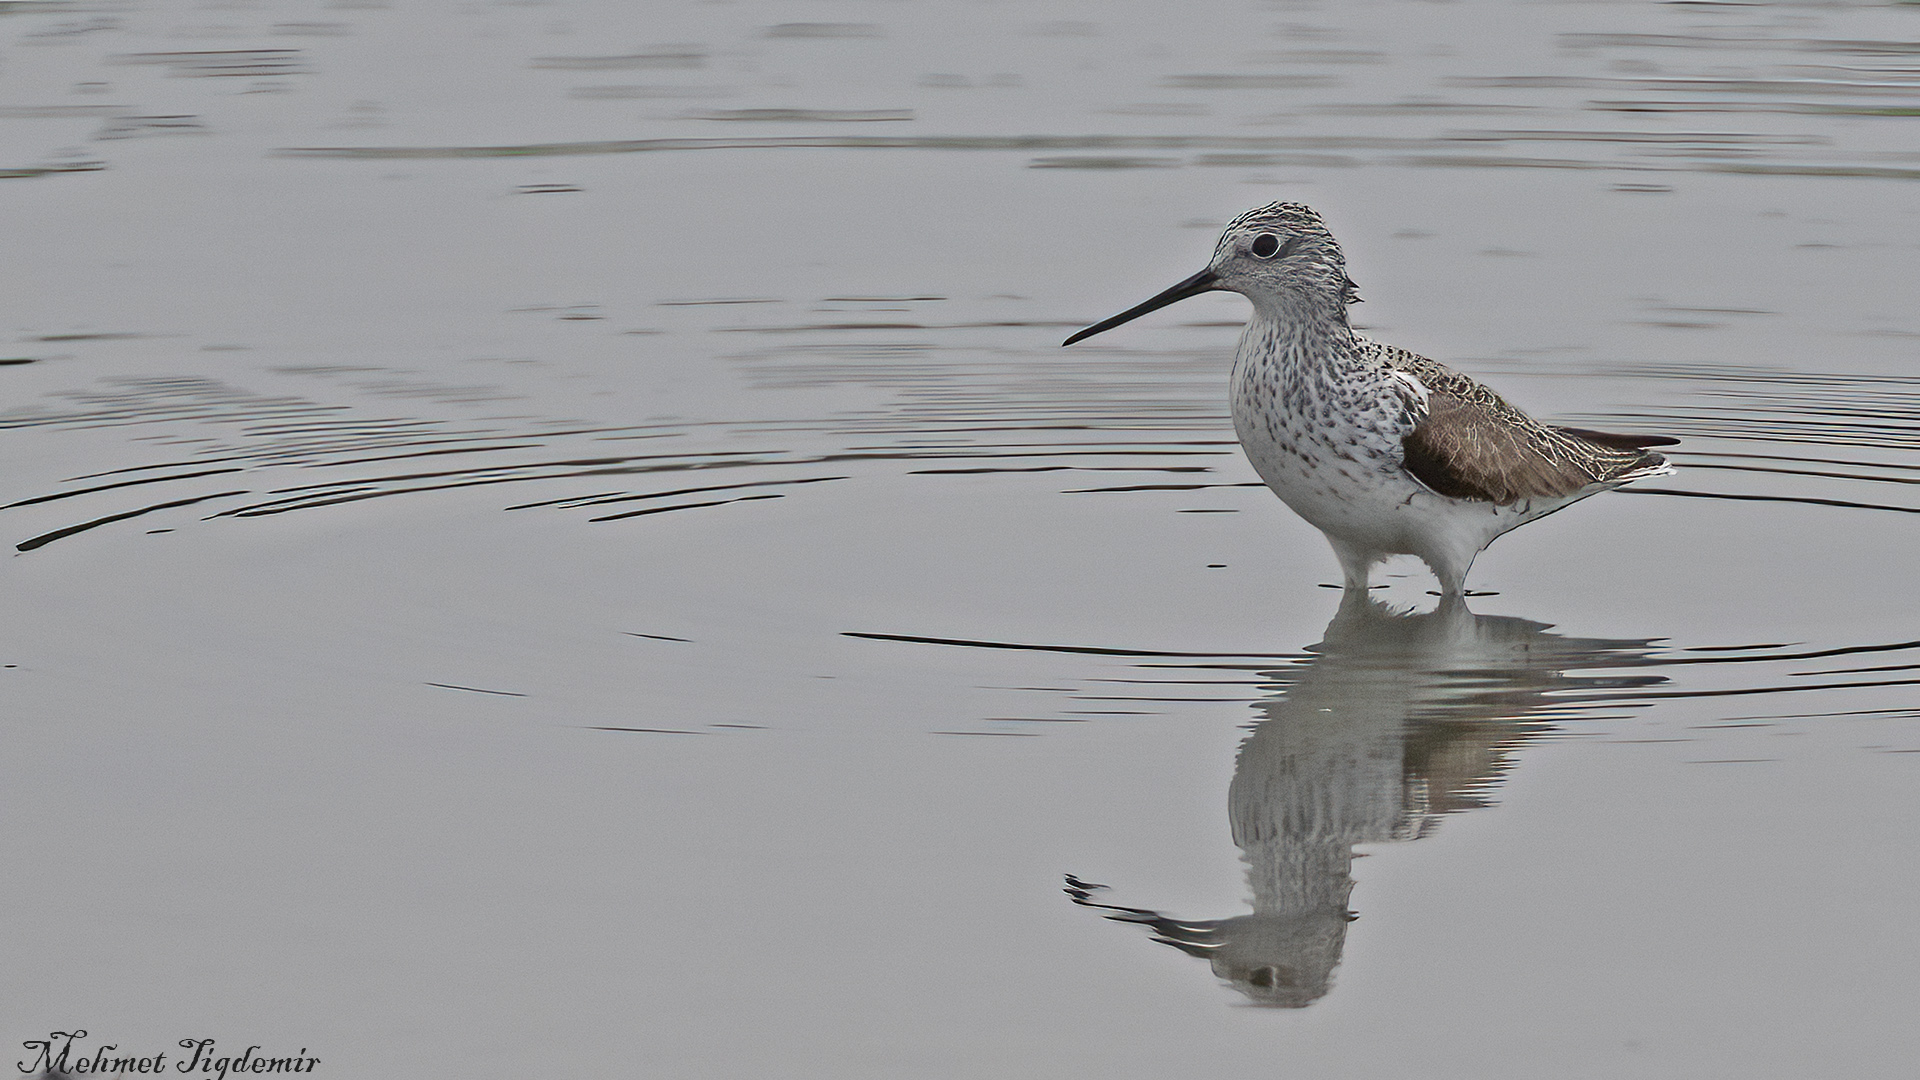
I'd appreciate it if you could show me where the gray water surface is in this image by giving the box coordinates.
[3,1,1917,1077]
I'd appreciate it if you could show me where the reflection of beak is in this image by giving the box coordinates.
[1062,268,1220,346]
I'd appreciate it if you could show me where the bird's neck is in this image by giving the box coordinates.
[1239,288,1365,385]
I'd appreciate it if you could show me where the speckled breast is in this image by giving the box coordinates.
[1228,337,1432,545]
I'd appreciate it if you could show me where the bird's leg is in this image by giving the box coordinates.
[1426,552,1472,598]
[1326,538,1377,594]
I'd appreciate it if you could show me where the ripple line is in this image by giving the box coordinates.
[844,630,1305,660]
[15,490,250,552]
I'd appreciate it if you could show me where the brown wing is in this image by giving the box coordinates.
[1360,338,1673,506]
[1402,390,1607,504]
[1551,426,1681,450]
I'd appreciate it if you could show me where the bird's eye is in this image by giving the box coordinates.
[1250,233,1283,259]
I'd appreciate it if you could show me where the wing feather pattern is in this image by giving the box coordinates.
[1359,339,1674,506]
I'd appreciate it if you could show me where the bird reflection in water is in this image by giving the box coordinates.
[1067,594,1665,1007]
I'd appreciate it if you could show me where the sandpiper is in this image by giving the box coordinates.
[1064,202,1675,596]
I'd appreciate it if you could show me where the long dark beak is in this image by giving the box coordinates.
[1062,268,1219,346]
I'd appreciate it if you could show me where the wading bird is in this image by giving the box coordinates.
[1064,202,1675,596]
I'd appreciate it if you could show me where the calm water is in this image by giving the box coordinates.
[3,1,1917,1077]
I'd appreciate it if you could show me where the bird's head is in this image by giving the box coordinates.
[1064,201,1360,347]
[1209,201,1359,306]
